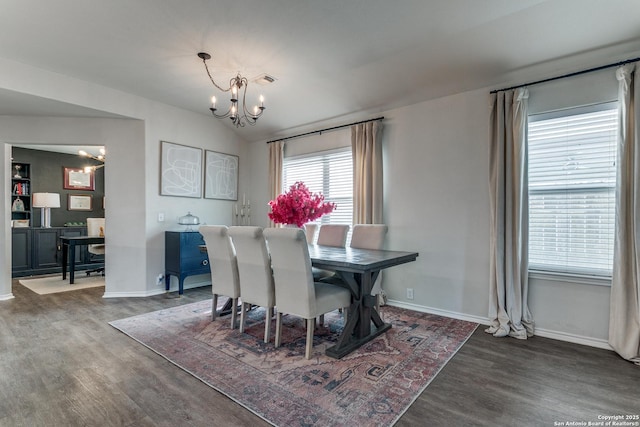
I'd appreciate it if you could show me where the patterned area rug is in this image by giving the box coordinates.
[110,300,477,426]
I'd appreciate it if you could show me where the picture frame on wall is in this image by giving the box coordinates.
[160,140,203,198]
[63,167,95,191]
[68,194,92,211]
[204,150,239,200]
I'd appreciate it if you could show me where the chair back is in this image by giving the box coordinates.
[316,224,349,247]
[86,218,105,255]
[228,226,275,308]
[199,225,240,298]
[263,227,316,318]
[303,223,318,244]
[350,224,388,250]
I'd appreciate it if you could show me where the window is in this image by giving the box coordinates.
[283,148,352,225]
[528,103,618,277]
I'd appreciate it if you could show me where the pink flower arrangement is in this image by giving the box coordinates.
[268,181,336,227]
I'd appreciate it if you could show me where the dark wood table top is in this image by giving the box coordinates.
[307,244,418,273]
[60,236,105,244]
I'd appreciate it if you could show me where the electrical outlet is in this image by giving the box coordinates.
[406,288,414,300]
[156,274,164,286]
[158,212,165,222]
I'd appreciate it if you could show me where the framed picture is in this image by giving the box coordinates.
[64,167,95,191]
[204,150,239,200]
[68,194,92,211]
[160,141,203,198]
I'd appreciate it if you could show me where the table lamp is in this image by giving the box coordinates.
[32,193,61,228]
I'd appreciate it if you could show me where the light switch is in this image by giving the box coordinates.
[158,212,165,222]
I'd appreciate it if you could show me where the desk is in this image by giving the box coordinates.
[308,245,419,359]
[60,236,105,284]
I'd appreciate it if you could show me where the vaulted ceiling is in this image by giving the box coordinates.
[1,0,640,143]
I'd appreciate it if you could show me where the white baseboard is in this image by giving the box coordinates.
[0,293,15,301]
[386,299,613,351]
[103,280,211,298]
[387,299,490,325]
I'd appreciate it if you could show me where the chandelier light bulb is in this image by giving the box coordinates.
[78,150,88,156]
[211,96,216,107]
[259,95,264,105]
[99,147,106,156]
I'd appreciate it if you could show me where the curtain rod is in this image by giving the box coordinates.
[265,116,384,144]
[490,55,640,94]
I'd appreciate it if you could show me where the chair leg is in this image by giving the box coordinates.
[239,302,247,333]
[343,306,348,325]
[319,314,324,327]
[212,294,218,321]
[275,312,283,348]
[305,318,315,359]
[264,309,271,343]
[230,298,238,329]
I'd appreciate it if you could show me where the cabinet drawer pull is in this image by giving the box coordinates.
[202,259,209,266]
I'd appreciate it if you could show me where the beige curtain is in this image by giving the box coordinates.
[268,140,284,228]
[351,121,383,224]
[486,88,534,340]
[610,63,640,364]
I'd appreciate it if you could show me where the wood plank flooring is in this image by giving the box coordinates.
[1,280,638,426]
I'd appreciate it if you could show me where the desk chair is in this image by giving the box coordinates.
[264,227,351,359]
[86,218,105,276]
[199,225,241,329]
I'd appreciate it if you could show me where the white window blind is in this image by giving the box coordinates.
[283,148,353,226]
[528,104,618,277]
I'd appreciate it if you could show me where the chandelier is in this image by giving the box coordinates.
[197,52,266,128]
[78,148,105,172]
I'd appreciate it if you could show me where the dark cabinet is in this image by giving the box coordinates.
[11,227,93,277]
[11,228,32,272]
[165,231,210,295]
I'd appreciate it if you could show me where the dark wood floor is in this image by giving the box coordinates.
[1,281,638,427]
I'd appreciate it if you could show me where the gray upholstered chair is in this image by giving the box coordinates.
[316,224,349,247]
[228,226,275,343]
[199,225,240,329]
[303,223,318,245]
[350,224,388,309]
[313,224,350,281]
[264,227,351,359]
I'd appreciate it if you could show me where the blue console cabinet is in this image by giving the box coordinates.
[164,231,210,295]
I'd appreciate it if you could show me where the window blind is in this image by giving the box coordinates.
[528,104,618,276]
[283,148,353,225]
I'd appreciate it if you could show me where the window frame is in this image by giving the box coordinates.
[282,147,353,226]
[527,101,618,282]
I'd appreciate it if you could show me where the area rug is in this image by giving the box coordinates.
[110,300,477,427]
[19,274,104,295]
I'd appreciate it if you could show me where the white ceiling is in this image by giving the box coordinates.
[1,0,640,143]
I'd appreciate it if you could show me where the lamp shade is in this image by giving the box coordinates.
[32,193,61,208]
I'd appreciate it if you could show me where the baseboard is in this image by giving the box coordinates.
[534,327,612,350]
[0,293,15,301]
[387,299,490,325]
[103,280,211,298]
[386,299,613,351]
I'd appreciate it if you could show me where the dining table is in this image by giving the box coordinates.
[308,244,419,359]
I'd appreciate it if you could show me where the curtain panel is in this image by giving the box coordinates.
[351,121,383,224]
[610,64,640,364]
[487,88,534,340]
[268,140,284,228]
